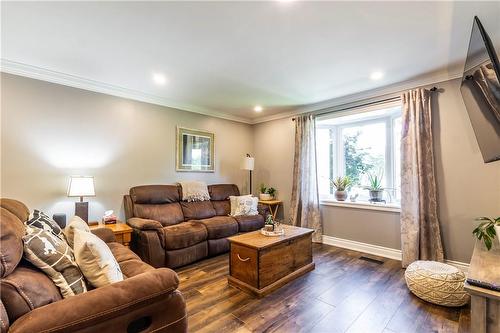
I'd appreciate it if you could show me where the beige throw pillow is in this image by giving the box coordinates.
[64,216,91,248]
[230,195,258,216]
[73,229,124,288]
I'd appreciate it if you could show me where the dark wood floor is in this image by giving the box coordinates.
[175,243,470,333]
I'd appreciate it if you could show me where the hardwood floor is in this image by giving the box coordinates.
[175,243,470,333]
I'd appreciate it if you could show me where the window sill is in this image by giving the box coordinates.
[320,199,401,213]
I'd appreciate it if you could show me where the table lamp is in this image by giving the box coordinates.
[242,154,255,195]
[67,176,95,223]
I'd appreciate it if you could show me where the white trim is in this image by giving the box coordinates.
[320,199,401,213]
[252,72,462,124]
[322,235,469,273]
[1,59,462,126]
[0,59,253,124]
[322,235,403,260]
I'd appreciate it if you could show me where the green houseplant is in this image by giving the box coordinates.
[259,184,277,201]
[473,216,500,250]
[330,176,352,201]
[363,172,386,202]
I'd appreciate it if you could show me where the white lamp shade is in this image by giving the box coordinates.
[242,157,255,171]
[67,176,95,197]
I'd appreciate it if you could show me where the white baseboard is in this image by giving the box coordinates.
[322,235,469,272]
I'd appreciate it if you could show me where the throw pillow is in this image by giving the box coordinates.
[64,216,91,248]
[229,195,251,216]
[230,195,258,216]
[179,181,210,202]
[73,229,124,288]
[23,226,87,298]
[25,210,64,239]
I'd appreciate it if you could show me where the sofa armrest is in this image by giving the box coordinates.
[9,268,187,333]
[91,227,116,243]
[127,217,163,230]
[257,203,270,219]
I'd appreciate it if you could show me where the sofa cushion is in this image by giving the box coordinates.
[180,201,216,220]
[64,215,91,248]
[208,184,240,201]
[134,202,184,226]
[1,263,62,323]
[130,185,180,204]
[234,214,265,232]
[195,216,239,239]
[108,242,141,263]
[0,207,25,278]
[162,222,208,250]
[0,199,29,222]
[119,259,155,278]
[212,200,231,216]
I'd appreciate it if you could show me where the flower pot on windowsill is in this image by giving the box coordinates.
[259,193,273,201]
[335,190,348,201]
[368,190,384,202]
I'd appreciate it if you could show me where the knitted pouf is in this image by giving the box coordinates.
[405,261,469,307]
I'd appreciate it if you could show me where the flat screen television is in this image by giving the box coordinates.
[460,16,500,163]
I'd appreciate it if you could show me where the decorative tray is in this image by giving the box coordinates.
[260,228,285,237]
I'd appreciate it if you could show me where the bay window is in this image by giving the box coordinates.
[316,102,402,205]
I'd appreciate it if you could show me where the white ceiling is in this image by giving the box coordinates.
[2,1,500,123]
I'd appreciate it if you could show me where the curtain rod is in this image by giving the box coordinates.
[292,86,438,121]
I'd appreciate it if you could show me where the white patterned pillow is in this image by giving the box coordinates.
[73,229,123,288]
[23,226,87,298]
[230,196,258,216]
[64,216,91,248]
[25,210,64,239]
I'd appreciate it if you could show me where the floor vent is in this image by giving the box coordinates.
[359,256,384,265]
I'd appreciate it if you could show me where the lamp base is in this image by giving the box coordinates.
[75,201,89,223]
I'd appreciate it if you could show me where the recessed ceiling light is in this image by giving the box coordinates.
[370,71,384,80]
[254,105,263,112]
[152,73,167,85]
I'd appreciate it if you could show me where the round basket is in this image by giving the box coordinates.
[405,261,469,307]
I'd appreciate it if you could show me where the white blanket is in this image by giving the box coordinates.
[179,181,210,202]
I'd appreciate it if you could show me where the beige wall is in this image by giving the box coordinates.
[254,78,500,263]
[1,73,254,222]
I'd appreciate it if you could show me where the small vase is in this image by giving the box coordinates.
[335,190,347,201]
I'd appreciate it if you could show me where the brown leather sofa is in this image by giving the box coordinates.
[124,184,267,268]
[0,199,187,333]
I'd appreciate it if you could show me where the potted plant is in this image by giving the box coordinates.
[473,216,500,250]
[259,184,276,201]
[330,176,352,201]
[363,172,385,202]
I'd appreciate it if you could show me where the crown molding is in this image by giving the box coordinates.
[1,59,463,126]
[0,59,253,124]
[251,71,463,124]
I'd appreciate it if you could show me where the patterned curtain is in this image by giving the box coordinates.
[289,114,322,242]
[400,88,444,267]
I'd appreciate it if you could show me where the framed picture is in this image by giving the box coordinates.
[176,127,215,172]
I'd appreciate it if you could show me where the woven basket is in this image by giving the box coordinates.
[405,261,469,307]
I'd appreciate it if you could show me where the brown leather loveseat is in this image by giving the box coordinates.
[0,198,187,333]
[124,184,267,268]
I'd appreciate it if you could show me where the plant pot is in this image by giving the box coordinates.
[335,190,347,201]
[368,190,384,202]
[259,193,273,201]
[495,225,500,242]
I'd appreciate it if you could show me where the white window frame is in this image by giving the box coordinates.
[316,101,402,211]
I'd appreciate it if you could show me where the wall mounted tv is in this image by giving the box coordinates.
[460,16,500,163]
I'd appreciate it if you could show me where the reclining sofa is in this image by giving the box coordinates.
[124,184,267,268]
[0,198,187,333]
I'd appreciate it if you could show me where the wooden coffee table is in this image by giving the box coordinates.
[227,224,314,297]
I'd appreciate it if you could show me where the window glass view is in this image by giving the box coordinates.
[316,104,402,204]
